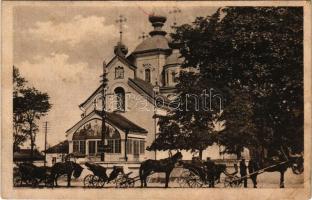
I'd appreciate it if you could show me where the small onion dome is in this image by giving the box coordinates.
[114,42,128,57]
[149,15,167,37]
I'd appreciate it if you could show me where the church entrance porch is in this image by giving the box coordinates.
[66,110,148,163]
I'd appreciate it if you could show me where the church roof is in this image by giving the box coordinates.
[132,35,171,54]
[45,140,69,154]
[95,111,148,133]
[128,78,170,105]
[66,110,147,136]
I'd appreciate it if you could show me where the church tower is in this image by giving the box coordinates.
[131,15,172,86]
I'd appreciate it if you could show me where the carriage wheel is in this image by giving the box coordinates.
[224,177,232,188]
[13,174,22,187]
[178,170,190,188]
[83,174,95,188]
[45,177,54,188]
[31,179,39,188]
[114,174,124,188]
[96,177,106,188]
[187,171,203,188]
[116,176,128,188]
[224,176,242,188]
[127,178,135,188]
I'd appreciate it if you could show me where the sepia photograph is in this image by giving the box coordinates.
[1,1,311,199]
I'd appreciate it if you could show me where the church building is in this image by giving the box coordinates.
[65,14,238,164]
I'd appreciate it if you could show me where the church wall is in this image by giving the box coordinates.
[120,85,156,160]
[135,53,166,86]
[82,58,136,116]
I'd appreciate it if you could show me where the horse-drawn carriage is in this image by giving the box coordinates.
[83,162,136,188]
[13,163,53,187]
[177,159,238,188]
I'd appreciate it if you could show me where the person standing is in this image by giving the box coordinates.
[240,158,248,188]
[204,157,215,188]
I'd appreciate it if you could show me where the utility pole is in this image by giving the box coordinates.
[100,61,108,162]
[43,121,48,167]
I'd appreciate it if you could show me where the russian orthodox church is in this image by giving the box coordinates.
[65,14,240,165]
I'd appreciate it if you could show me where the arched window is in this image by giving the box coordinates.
[115,66,124,79]
[114,87,125,111]
[145,68,151,83]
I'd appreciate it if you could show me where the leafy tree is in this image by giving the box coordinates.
[13,66,52,156]
[218,90,257,158]
[13,66,28,151]
[151,7,303,158]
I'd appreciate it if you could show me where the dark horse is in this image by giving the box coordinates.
[140,152,183,188]
[248,148,304,188]
[15,163,51,187]
[50,161,84,187]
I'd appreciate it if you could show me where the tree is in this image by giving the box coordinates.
[13,66,28,151]
[13,66,52,156]
[151,7,303,158]
[218,90,257,158]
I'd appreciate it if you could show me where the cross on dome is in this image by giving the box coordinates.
[115,15,127,43]
[169,7,182,28]
[138,32,149,41]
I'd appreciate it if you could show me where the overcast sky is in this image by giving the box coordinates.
[13,4,218,149]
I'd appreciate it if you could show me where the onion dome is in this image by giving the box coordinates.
[148,15,167,37]
[114,42,128,57]
[132,15,171,55]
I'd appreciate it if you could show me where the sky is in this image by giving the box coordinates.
[13,4,218,149]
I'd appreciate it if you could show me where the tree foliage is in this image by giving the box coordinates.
[150,7,303,157]
[13,66,52,154]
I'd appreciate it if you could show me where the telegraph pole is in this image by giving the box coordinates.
[43,121,48,167]
[100,61,108,162]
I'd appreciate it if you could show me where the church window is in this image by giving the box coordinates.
[133,140,140,155]
[79,141,86,154]
[114,87,125,111]
[88,141,96,155]
[172,71,178,83]
[106,131,121,153]
[73,141,79,153]
[126,139,133,154]
[73,140,86,154]
[145,68,151,83]
[115,66,124,79]
[140,140,145,154]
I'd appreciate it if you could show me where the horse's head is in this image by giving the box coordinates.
[73,163,84,178]
[289,155,304,175]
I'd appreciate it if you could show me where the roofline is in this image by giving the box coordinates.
[79,85,102,108]
[131,48,172,56]
[66,110,148,134]
[163,63,181,70]
[128,78,171,107]
[79,55,137,108]
[106,55,137,71]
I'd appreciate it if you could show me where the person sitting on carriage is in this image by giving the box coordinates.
[204,157,215,188]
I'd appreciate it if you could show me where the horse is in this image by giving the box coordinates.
[50,161,84,187]
[139,152,183,188]
[248,148,304,188]
[15,162,51,187]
